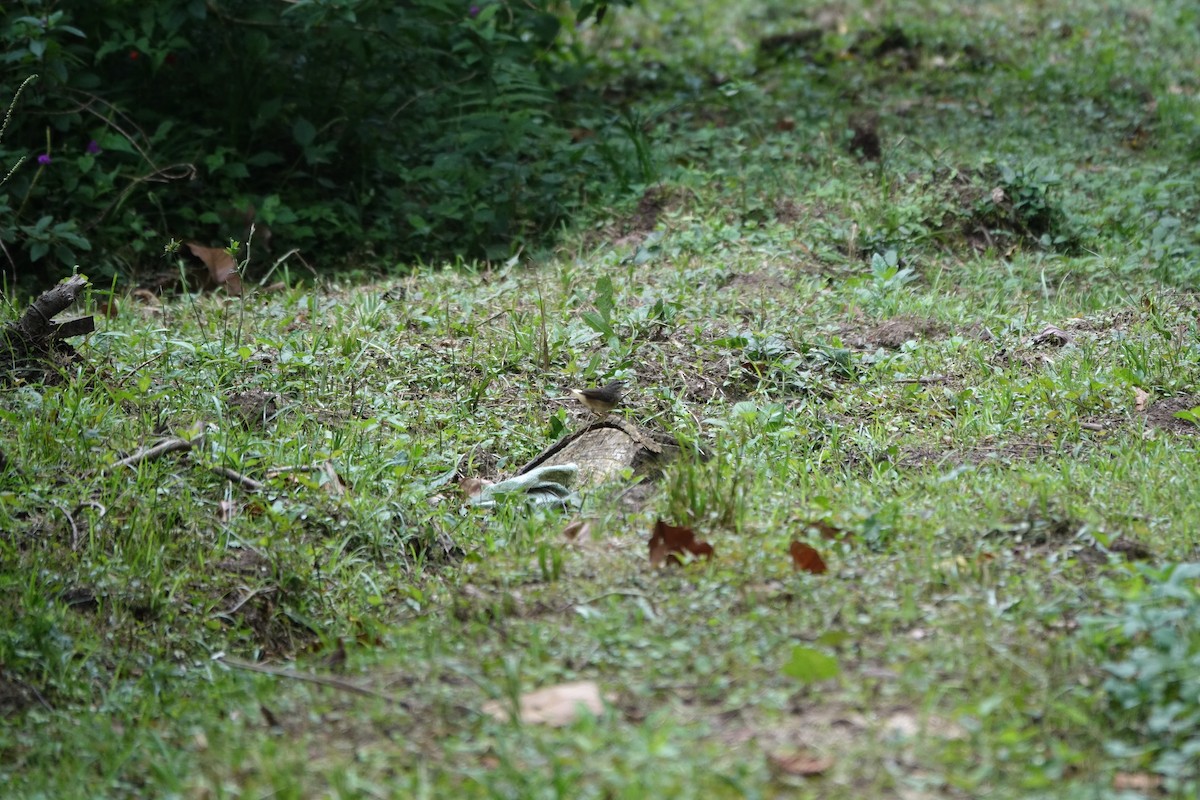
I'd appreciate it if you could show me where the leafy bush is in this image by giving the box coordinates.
[970,161,1080,252]
[0,0,643,287]
[1086,563,1200,793]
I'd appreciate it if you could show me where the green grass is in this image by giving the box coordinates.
[3,0,1200,797]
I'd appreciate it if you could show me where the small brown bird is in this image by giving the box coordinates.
[568,380,626,418]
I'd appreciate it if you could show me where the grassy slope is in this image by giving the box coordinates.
[3,0,1200,797]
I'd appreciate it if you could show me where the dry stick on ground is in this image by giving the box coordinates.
[265,464,326,476]
[217,656,413,710]
[115,352,166,389]
[106,435,265,491]
[218,585,277,618]
[211,465,264,491]
[49,501,80,550]
[893,375,950,385]
[105,435,203,473]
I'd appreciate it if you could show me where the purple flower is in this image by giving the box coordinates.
[469,4,481,17]
[36,153,51,165]
[86,140,101,155]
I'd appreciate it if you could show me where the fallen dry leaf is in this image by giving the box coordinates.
[648,519,714,567]
[789,541,828,574]
[284,313,309,333]
[130,288,160,305]
[459,477,492,499]
[319,460,348,496]
[1030,324,1070,347]
[562,518,592,540]
[218,499,238,523]
[1112,772,1162,792]
[482,681,605,727]
[1134,387,1150,412]
[767,750,834,778]
[187,242,243,296]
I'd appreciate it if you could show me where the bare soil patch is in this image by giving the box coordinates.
[842,316,948,350]
[1145,394,1200,435]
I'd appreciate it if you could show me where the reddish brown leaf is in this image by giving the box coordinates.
[790,540,828,574]
[186,242,243,295]
[649,519,714,567]
[459,477,492,499]
[767,750,834,778]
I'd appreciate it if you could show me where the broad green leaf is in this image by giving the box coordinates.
[782,646,840,684]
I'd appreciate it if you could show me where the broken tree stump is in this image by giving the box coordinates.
[1,274,94,385]
[516,419,685,486]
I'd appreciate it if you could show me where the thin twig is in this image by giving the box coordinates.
[388,71,481,122]
[105,434,204,472]
[63,89,158,169]
[66,500,107,550]
[265,463,327,476]
[116,352,166,389]
[87,162,196,229]
[257,248,300,287]
[9,674,53,712]
[893,375,950,385]
[217,656,412,709]
[220,585,277,617]
[50,501,80,551]
[211,465,264,491]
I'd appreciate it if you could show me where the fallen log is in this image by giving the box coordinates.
[516,418,685,486]
[1,274,93,385]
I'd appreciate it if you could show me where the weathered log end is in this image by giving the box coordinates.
[517,419,685,486]
[2,274,93,386]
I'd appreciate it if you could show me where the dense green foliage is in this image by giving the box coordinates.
[0,0,640,286]
[1091,563,1200,791]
